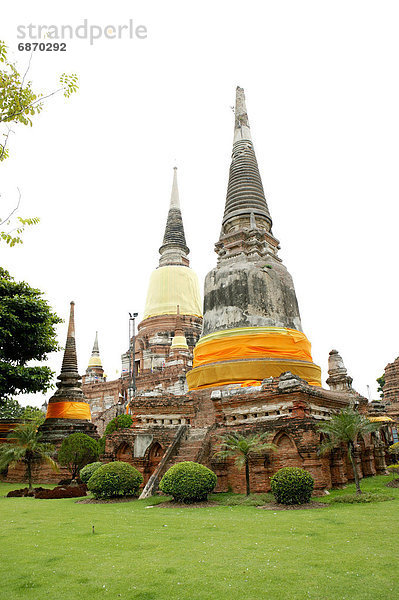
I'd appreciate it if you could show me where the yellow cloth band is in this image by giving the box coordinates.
[186,358,322,389]
[46,401,91,420]
[193,327,312,367]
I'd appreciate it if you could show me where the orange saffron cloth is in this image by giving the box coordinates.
[193,328,313,368]
[46,401,91,420]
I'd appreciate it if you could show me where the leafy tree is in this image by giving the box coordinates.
[376,374,385,399]
[0,421,57,490]
[0,268,61,405]
[104,414,133,436]
[22,405,45,425]
[0,397,45,424]
[317,407,382,495]
[58,433,99,480]
[0,397,23,418]
[0,40,78,246]
[0,40,78,161]
[214,432,276,496]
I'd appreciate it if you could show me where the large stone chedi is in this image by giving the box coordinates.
[40,301,97,442]
[187,87,321,390]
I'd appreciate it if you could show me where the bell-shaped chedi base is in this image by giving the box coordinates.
[39,302,98,444]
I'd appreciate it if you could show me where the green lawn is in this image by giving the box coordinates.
[1,476,398,600]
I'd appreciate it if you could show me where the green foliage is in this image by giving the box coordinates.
[0,397,23,418]
[0,40,78,247]
[98,435,106,454]
[317,407,382,495]
[0,421,57,489]
[329,492,394,504]
[0,268,61,404]
[59,73,79,98]
[214,432,276,495]
[270,467,314,505]
[87,461,143,499]
[159,461,217,503]
[79,461,103,484]
[58,433,99,479]
[388,442,399,455]
[104,414,133,436]
[387,464,399,479]
[0,397,44,424]
[0,40,79,159]
[376,374,385,398]
[0,216,41,247]
[21,405,45,425]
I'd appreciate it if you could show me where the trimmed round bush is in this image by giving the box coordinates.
[87,461,143,499]
[270,467,314,505]
[80,462,103,484]
[159,461,217,503]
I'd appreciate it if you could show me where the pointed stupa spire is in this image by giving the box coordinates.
[88,331,102,368]
[170,166,180,208]
[85,331,105,382]
[222,87,272,233]
[159,167,190,266]
[60,301,79,376]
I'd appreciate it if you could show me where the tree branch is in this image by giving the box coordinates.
[0,187,21,226]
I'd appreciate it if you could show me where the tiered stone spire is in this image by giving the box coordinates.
[54,301,84,398]
[186,87,321,390]
[159,167,190,267]
[223,87,272,231]
[40,301,98,442]
[215,87,280,263]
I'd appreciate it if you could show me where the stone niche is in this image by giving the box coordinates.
[134,434,153,458]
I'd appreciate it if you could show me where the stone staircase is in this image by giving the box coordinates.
[172,428,209,462]
[138,426,212,499]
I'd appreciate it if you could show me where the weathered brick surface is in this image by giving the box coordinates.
[97,378,386,494]
[384,356,399,419]
[3,376,388,490]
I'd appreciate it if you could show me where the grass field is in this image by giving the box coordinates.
[1,476,398,600]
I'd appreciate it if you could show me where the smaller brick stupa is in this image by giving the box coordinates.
[84,332,105,384]
[39,301,98,443]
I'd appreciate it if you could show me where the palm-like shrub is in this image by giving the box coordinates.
[270,467,314,505]
[87,461,143,498]
[159,461,217,503]
[317,407,382,495]
[0,421,58,490]
[214,433,276,495]
[80,461,103,484]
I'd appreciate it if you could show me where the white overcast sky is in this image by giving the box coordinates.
[2,1,399,406]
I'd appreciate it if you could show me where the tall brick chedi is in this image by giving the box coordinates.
[187,87,321,390]
[40,302,97,442]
